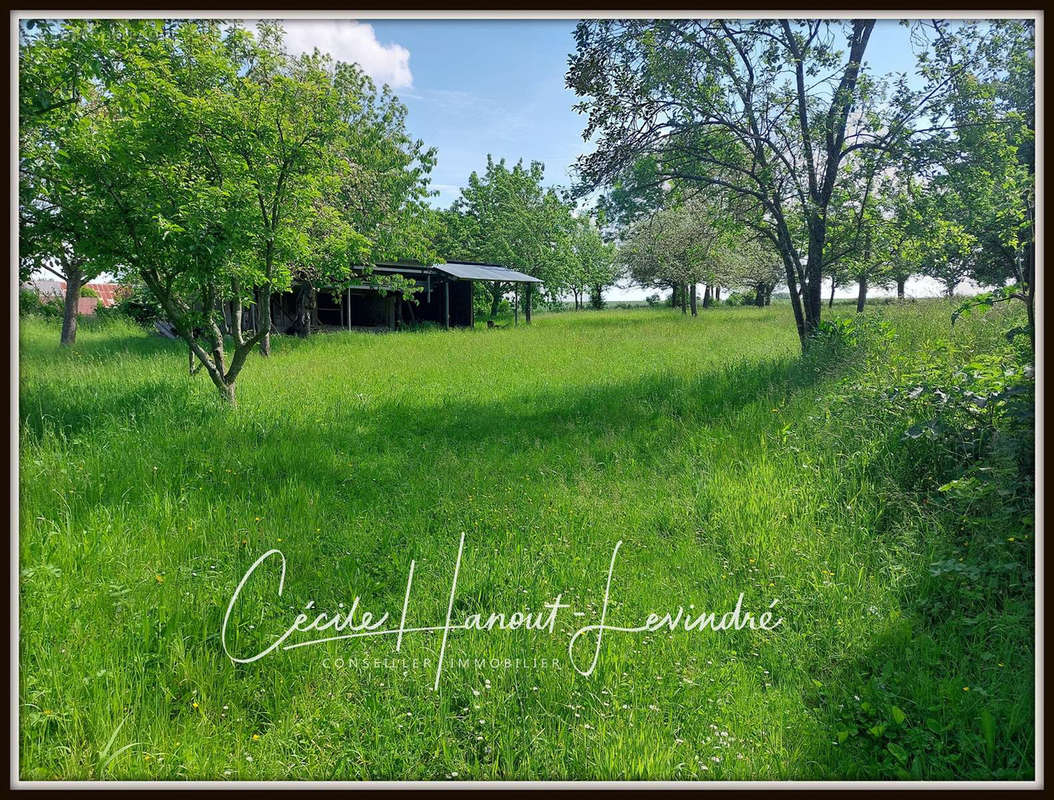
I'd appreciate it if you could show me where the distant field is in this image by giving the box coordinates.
[18,302,1034,780]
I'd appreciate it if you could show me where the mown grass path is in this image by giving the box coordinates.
[18,303,1034,780]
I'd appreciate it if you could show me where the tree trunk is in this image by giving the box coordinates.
[689,284,698,316]
[292,282,313,338]
[804,218,825,336]
[255,286,271,355]
[764,285,772,306]
[829,276,837,308]
[702,284,712,309]
[60,269,82,346]
[490,285,502,319]
[715,286,721,303]
[856,275,867,313]
[755,284,765,307]
[896,277,906,299]
[681,283,688,314]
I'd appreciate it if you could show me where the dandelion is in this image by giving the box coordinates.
[192,702,199,709]
[252,734,259,741]
[963,687,970,692]
[155,574,164,583]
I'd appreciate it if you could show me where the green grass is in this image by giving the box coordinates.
[18,302,1034,781]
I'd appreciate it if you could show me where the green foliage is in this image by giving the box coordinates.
[568,19,1035,347]
[436,156,595,314]
[19,289,62,319]
[619,197,737,293]
[799,306,1034,779]
[107,283,165,327]
[19,19,435,398]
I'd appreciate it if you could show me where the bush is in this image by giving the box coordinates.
[19,289,62,319]
[79,285,99,298]
[108,284,164,326]
[724,291,751,307]
[644,294,661,307]
[799,309,1034,779]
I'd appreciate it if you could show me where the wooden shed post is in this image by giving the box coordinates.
[514,284,519,326]
[444,280,450,329]
[525,283,532,324]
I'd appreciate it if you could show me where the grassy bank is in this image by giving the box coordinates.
[18,301,1034,780]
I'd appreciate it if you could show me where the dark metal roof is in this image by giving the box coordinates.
[433,262,543,283]
[349,261,542,283]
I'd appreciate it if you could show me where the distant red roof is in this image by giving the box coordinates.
[23,280,122,313]
[83,283,120,307]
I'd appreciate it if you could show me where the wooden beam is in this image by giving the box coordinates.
[444,280,450,329]
[525,283,532,324]
[514,283,519,326]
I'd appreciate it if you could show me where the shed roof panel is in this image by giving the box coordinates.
[433,262,543,283]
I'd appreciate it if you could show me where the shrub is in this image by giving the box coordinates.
[108,283,164,326]
[19,289,62,319]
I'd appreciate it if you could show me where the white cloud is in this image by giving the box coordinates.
[280,20,412,90]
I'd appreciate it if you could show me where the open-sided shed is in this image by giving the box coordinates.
[267,261,543,333]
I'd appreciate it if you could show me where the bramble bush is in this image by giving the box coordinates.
[799,308,1034,779]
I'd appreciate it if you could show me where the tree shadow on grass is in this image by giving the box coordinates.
[18,329,854,529]
[19,376,212,442]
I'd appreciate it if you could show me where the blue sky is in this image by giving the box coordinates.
[309,19,927,209]
[367,19,585,208]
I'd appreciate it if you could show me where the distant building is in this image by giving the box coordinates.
[22,279,122,315]
[256,262,542,333]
